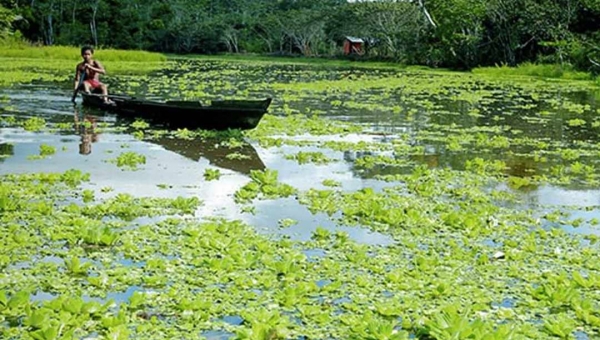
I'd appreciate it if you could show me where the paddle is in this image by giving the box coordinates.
[82,93,134,100]
[71,66,85,103]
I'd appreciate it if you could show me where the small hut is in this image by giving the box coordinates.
[343,36,364,55]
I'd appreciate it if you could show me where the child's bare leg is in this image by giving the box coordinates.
[101,85,113,103]
[83,82,92,94]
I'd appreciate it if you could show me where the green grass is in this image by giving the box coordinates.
[0,40,166,62]
[0,59,169,86]
[0,41,169,86]
[472,62,593,81]
[0,39,168,85]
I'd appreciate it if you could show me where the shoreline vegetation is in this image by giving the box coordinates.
[0,41,599,85]
[2,0,599,77]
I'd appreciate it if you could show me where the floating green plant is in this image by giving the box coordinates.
[27,144,56,160]
[278,218,298,229]
[203,168,221,181]
[226,152,251,160]
[234,169,297,204]
[285,151,333,165]
[131,119,150,130]
[108,151,147,170]
[39,144,56,156]
[22,117,46,132]
[322,179,341,187]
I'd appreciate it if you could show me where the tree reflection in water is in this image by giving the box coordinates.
[0,143,14,162]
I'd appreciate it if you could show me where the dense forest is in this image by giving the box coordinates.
[1,0,599,71]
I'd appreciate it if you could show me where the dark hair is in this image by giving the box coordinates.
[81,46,94,55]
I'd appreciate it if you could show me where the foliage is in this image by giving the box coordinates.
[1,0,598,72]
[0,4,15,39]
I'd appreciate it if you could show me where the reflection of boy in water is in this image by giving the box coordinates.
[74,111,99,155]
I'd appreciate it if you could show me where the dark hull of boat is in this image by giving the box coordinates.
[81,94,272,130]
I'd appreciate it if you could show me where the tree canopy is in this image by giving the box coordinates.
[2,0,599,71]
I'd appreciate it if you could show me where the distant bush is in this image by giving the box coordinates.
[472,62,592,81]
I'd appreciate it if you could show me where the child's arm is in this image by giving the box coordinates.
[86,61,106,75]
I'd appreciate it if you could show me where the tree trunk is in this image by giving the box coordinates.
[71,1,76,24]
[47,14,53,45]
[417,0,437,28]
[90,0,99,46]
[253,28,274,53]
[224,29,239,53]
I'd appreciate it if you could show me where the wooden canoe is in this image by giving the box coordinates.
[81,93,272,130]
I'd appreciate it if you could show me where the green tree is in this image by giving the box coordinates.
[348,1,428,61]
[0,4,14,38]
[427,0,486,68]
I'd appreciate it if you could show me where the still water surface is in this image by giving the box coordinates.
[2,63,600,245]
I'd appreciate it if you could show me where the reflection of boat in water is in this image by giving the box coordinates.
[73,107,265,174]
[150,136,266,175]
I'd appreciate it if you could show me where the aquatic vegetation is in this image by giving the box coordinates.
[248,113,363,138]
[219,137,246,149]
[225,152,251,160]
[567,118,586,127]
[132,130,144,140]
[354,154,413,171]
[240,205,256,215]
[234,169,297,204]
[0,114,16,125]
[174,128,195,140]
[322,179,341,187]
[22,117,46,131]
[465,158,507,176]
[278,218,298,229]
[195,128,244,140]
[131,119,150,130]
[108,152,147,170]
[285,151,333,165]
[39,144,56,156]
[1,57,600,339]
[203,168,221,181]
[27,144,56,160]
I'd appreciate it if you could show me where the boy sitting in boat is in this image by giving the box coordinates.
[72,46,113,104]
